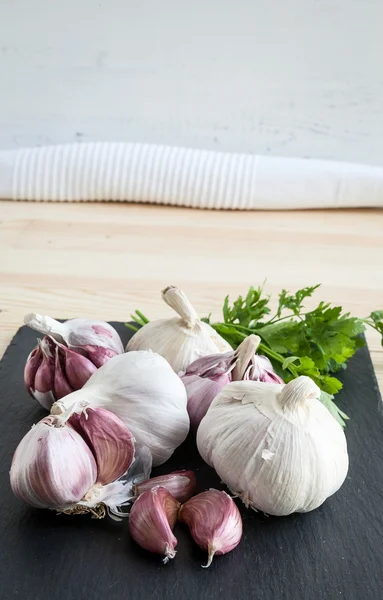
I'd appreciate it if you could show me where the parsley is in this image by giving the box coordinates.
[128,284,383,427]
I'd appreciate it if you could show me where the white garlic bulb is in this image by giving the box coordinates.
[126,286,232,373]
[197,376,349,516]
[51,351,189,466]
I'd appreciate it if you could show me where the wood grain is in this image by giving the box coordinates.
[0,201,382,391]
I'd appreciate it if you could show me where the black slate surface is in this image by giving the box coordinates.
[1,322,383,600]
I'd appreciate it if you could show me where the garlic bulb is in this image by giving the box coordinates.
[197,376,349,516]
[126,286,232,373]
[51,351,189,466]
[24,313,124,357]
[183,334,283,430]
[10,410,138,516]
[10,415,97,509]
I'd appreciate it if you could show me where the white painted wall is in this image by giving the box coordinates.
[0,0,382,164]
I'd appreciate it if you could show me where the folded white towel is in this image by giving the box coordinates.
[1,142,382,209]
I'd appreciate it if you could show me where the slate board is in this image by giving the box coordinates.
[1,323,383,600]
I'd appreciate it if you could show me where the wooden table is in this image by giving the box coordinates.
[1,201,382,392]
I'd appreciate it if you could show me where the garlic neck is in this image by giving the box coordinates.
[162,286,199,328]
[279,376,320,411]
[24,313,65,342]
[232,335,261,381]
[51,386,96,419]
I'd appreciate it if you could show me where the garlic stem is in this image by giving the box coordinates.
[279,376,320,410]
[162,286,199,328]
[202,545,216,569]
[24,313,65,342]
[232,334,261,381]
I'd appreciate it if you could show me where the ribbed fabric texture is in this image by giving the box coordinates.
[13,142,260,208]
[2,141,382,209]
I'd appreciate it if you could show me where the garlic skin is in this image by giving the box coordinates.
[134,470,196,503]
[179,489,242,567]
[126,286,232,373]
[10,416,97,509]
[51,351,189,466]
[197,376,349,516]
[129,486,180,563]
[69,407,135,485]
[24,313,124,356]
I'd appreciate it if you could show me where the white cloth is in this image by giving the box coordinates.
[0,142,382,209]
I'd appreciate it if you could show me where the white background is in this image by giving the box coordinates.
[0,0,382,164]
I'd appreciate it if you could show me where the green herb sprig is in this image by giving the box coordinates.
[128,285,383,427]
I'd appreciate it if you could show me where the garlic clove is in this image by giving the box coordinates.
[75,344,119,367]
[126,286,232,373]
[24,344,43,397]
[69,407,135,485]
[24,313,124,355]
[129,486,180,563]
[32,338,56,410]
[54,347,74,399]
[183,350,236,380]
[179,489,242,567]
[62,345,97,389]
[134,470,196,503]
[183,374,228,431]
[181,350,236,430]
[10,415,97,509]
[245,354,284,384]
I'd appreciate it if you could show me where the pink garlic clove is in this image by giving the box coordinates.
[10,415,97,509]
[183,374,228,431]
[182,351,235,431]
[184,351,236,380]
[129,486,180,563]
[76,344,119,367]
[245,355,284,384]
[54,347,74,399]
[32,338,56,410]
[69,407,135,485]
[179,489,243,568]
[62,345,97,389]
[134,470,196,503]
[24,344,43,397]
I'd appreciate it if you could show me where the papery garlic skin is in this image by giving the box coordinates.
[129,486,180,562]
[126,286,232,373]
[134,470,196,503]
[179,489,242,567]
[10,416,97,509]
[51,351,189,466]
[197,377,349,516]
[69,407,135,485]
[24,313,124,355]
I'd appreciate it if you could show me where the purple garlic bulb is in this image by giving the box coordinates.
[24,313,124,356]
[24,336,98,409]
[183,335,283,430]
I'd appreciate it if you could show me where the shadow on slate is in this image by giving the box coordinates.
[0,322,383,600]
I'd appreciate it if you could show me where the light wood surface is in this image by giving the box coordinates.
[0,201,382,392]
